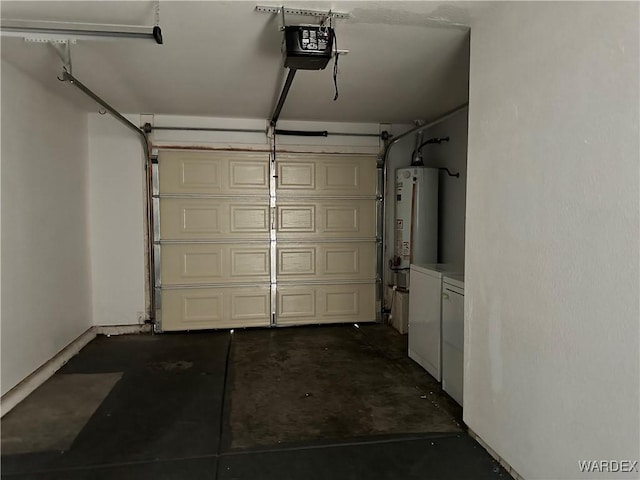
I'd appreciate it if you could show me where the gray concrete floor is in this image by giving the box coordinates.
[228,324,462,449]
[1,324,508,480]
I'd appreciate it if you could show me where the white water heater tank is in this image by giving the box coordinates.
[394,167,438,272]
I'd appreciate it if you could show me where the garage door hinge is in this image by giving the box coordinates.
[271,313,276,326]
[151,155,158,164]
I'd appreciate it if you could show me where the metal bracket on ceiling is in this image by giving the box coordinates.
[256,5,350,54]
[49,40,72,75]
[255,5,351,21]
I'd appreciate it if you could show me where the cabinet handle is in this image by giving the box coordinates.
[442,293,449,300]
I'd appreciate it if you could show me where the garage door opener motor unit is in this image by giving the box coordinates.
[284,25,334,70]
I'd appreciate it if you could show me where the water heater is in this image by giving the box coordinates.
[394,167,438,278]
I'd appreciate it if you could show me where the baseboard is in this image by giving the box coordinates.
[1,324,150,417]
[1,327,97,417]
[94,323,152,335]
[468,428,524,480]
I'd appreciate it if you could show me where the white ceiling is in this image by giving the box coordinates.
[0,1,484,124]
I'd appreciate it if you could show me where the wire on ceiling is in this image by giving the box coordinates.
[331,16,339,101]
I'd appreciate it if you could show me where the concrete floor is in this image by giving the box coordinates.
[228,325,461,449]
[1,324,509,479]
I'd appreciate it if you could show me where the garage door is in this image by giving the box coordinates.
[154,150,378,331]
[274,154,377,326]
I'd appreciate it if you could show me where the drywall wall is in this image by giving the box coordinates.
[419,109,468,266]
[465,3,639,479]
[1,60,92,396]
[87,113,146,326]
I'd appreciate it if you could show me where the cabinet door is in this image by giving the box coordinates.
[442,286,464,406]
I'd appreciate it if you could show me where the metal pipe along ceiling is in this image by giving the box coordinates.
[382,103,469,167]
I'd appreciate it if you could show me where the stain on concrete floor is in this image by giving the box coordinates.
[228,324,462,449]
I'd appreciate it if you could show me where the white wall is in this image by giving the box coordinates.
[420,110,468,266]
[88,114,146,326]
[465,3,639,479]
[1,60,92,396]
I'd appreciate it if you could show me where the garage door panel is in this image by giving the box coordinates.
[230,290,271,321]
[178,159,222,190]
[277,243,376,281]
[160,199,270,240]
[170,248,222,281]
[162,286,270,331]
[161,244,270,285]
[324,162,361,190]
[230,248,270,277]
[277,162,315,190]
[230,205,270,233]
[276,200,375,239]
[277,247,316,276]
[325,206,359,233]
[157,150,378,331]
[159,151,269,195]
[276,284,376,325]
[277,205,315,233]
[229,160,269,190]
[276,155,376,196]
[278,290,316,319]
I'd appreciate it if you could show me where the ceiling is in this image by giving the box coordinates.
[0,1,486,124]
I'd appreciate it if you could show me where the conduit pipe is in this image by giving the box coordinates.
[60,70,156,325]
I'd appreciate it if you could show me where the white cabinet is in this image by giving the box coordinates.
[408,264,462,381]
[442,274,464,406]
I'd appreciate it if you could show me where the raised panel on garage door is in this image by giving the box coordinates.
[158,151,270,195]
[160,199,270,240]
[162,286,271,331]
[277,242,376,282]
[276,284,376,325]
[276,155,376,196]
[161,243,270,285]
[276,200,376,240]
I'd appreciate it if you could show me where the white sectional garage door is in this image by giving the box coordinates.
[155,150,378,331]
